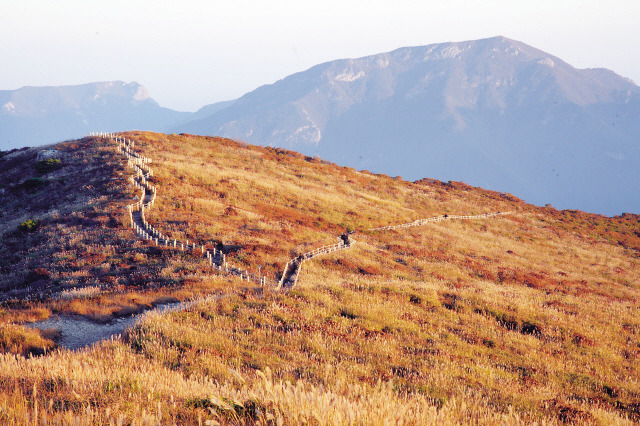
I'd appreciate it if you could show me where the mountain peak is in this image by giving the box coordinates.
[0,81,154,117]
[0,81,188,150]
[132,84,151,101]
[174,37,640,215]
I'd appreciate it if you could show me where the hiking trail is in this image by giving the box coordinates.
[91,132,513,290]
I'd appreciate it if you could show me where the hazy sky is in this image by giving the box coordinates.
[2,0,639,111]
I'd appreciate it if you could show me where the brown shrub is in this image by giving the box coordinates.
[224,206,238,216]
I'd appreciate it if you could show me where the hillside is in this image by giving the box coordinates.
[0,132,639,424]
[175,36,640,216]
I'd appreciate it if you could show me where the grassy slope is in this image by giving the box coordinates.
[0,137,242,330]
[0,131,639,424]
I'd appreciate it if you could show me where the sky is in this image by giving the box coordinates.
[2,0,639,112]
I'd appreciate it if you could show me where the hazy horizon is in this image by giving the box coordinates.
[2,1,639,111]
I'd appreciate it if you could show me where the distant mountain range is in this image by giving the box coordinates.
[174,36,640,216]
[2,37,639,215]
[0,81,189,149]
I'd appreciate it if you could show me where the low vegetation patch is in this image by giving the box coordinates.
[18,218,39,233]
[34,158,62,174]
[0,324,56,356]
[22,177,47,192]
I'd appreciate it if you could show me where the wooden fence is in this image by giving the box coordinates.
[89,132,513,291]
[365,211,512,232]
[277,239,356,289]
[90,132,274,287]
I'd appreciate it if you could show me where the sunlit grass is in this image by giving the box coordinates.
[0,131,638,423]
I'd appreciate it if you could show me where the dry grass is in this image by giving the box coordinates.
[0,131,638,423]
[0,137,247,326]
[0,338,557,425]
[0,324,56,357]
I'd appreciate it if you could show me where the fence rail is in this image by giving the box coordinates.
[277,240,355,289]
[89,131,514,292]
[90,132,275,288]
[365,211,512,232]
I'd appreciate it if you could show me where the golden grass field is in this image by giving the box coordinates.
[0,131,638,424]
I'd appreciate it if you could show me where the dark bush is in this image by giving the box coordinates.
[35,158,62,174]
[521,321,543,336]
[22,177,47,191]
[339,308,358,319]
[25,267,50,283]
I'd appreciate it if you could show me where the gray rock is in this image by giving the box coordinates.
[36,149,61,160]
